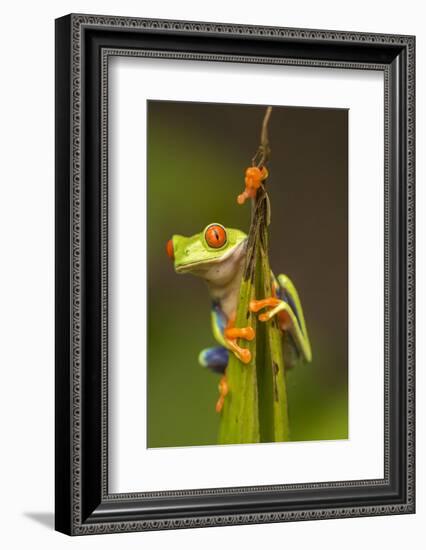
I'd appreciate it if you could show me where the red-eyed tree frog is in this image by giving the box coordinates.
[166,223,312,412]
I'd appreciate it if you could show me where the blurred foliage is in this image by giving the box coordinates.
[147,101,348,448]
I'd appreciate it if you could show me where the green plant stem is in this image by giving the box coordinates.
[257,197,290,441]
[217,277,259,444]
[218,184,290,444]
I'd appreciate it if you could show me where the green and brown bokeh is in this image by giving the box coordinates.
[147,100,348,448]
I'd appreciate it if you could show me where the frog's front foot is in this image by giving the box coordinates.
[224,319,255,364]
[215,375,229,413]
[250,297,289,324]
[224,326,255,341]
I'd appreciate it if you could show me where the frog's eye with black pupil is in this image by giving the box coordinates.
[205,224,227,248]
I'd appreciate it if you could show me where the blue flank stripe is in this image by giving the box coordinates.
[212,300,226,333]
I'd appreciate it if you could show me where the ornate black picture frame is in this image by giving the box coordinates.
[55,13,415,535]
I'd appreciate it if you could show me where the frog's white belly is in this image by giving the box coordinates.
[208,276,241,321]
[204,251,245,321]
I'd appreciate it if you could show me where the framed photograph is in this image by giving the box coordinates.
[55,14,415,535]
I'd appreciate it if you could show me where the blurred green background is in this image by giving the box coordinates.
[147,100,348,447]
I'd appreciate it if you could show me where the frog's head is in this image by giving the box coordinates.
[166,224,247,286]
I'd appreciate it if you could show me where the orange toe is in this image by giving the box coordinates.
[239,349,252,364]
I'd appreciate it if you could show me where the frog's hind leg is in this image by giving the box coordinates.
[198,346,230,413]
[250,273,312,363]
[198,346,229,374]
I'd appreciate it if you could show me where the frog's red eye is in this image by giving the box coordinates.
[205,224,227,248]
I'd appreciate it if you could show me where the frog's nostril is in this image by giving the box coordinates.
[166,239,174,261]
